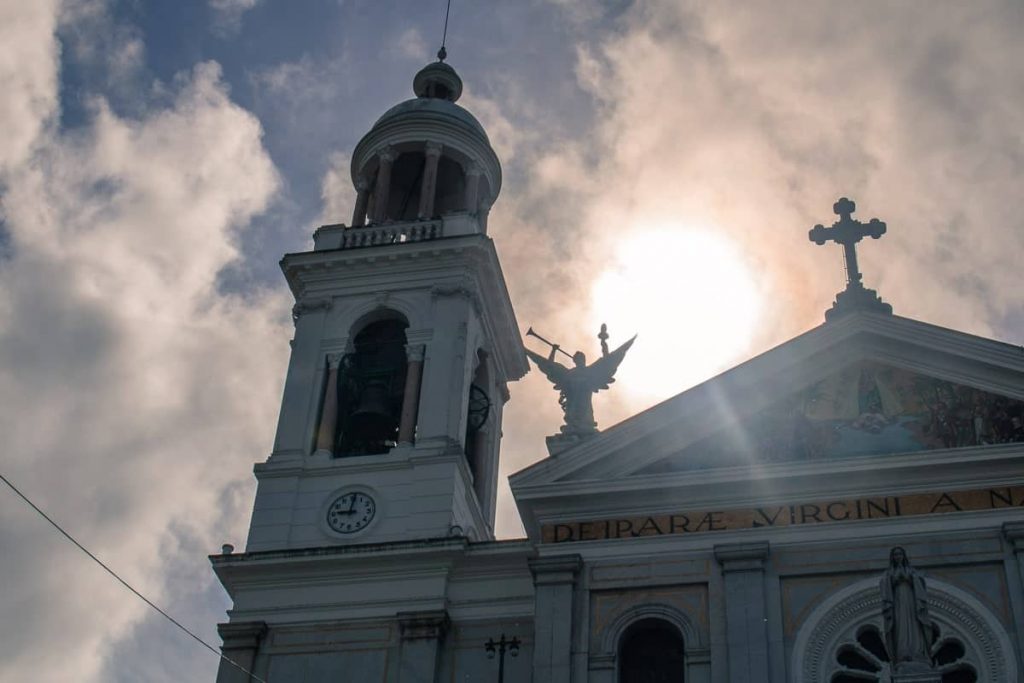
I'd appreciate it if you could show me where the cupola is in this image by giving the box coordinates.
[346,58,501,233]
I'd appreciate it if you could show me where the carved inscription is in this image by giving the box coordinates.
[541,485,1024,543]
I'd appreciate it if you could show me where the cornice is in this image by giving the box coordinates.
[513,446,1024,540]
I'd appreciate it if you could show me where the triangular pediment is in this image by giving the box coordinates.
[637,359,1024,476]
[510,312,1024,538]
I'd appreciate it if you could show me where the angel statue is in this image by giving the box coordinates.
[525,324,636,436]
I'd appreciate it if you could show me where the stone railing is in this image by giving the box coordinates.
[313,220,444,251]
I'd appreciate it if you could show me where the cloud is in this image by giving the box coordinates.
[320,149,353,223]
[485,1,1024,535]
[0,6,285,683]
[0,0,59,172]
[397,27,431,63]
[209,0,258,36]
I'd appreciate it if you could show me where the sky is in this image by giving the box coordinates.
[1,1,1023,681]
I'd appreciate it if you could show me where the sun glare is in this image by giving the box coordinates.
[590,226,762,400]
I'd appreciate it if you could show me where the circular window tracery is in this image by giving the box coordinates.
[830,622,977,683]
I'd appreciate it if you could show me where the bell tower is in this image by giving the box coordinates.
[246,57,528,551]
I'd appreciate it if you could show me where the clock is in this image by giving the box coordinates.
[326,491,376,534]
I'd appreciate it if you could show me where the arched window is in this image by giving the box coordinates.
[336,318,408,456]
[618,618,685,683]
[433,156,466,215]
[383,151,425,222]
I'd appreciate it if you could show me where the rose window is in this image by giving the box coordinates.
[831,623,977,683]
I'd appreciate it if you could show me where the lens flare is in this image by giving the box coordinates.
[590,226,762,400]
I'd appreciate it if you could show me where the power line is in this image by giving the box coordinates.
[0,471,267,683]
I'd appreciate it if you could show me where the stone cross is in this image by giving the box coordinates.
[809,197,892,320]
[809,197,886,286]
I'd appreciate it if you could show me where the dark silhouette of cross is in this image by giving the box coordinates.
[809,197,886,286]
[808,197,892,321]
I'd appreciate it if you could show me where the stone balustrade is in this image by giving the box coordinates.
[313,220,445,251]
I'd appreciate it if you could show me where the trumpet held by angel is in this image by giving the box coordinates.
[525,324,636,436]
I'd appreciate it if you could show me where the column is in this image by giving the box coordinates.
[464,162,482,214]
[313,353,343,457]
[351,176,369,226]
[371,146,397,223]
[417,142,442,219]
[397,610,449,683]
[714,541,770,682]
[398,344,425,445]
[215,621,267,683]
[530,555,582,683]
[478,197,493,233]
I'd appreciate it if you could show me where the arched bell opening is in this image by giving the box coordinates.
[334,317,409,456]
[464,350,493,504]
[434,156,467,215]
[618,618,686,683]
[381,151,425,222]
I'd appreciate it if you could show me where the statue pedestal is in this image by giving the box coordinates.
[546,433,585,456]
[892,665,941,683]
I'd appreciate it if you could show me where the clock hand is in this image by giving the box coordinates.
[346,494,358,514]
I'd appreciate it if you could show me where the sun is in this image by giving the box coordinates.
[589,225,762,401]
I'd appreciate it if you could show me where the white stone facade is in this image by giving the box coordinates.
[213,59,1024,682]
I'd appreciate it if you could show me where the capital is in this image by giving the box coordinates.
[217,621,267,650]
[377,146,398,164]
[424,140,443,157]
[714,541,769,572]
[405,343,426,362]
[354,175,370,192]
[326,352,345,369]
[292,297,332,322]
[398,610,450,640]
[465,161,483,177]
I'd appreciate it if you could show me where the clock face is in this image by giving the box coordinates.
[326,491,376,534]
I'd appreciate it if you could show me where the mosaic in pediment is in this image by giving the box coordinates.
[642,361,1024,474]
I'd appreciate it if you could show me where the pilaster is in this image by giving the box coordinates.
[272,298,332,460]
[215,621,267,683]
[714,541,770,682]
[1003,522,1024,664]
[530,555,582,683]
[398,609,450,683]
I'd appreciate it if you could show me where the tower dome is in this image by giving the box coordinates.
[347,59,501,231]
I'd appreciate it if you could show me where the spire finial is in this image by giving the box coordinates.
[808,197,893,321]
[438,0,452,62]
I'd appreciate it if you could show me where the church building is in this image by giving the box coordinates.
[211,56,1024,683]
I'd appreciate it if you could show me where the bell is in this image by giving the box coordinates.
[348,380,396,441]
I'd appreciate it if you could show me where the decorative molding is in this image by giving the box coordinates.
[529,554,582,586]
[398,609,450,641]
[405,343,426,362]
[597,602,703,655]
[217,620,267,650]
[1003,521,1024,552]
[430,284,482,315]
[291,297,332,323]
[714,541,769,572]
